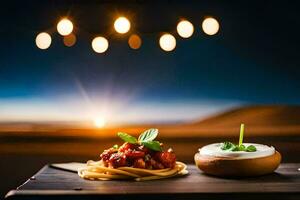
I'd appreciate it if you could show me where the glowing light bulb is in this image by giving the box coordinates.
[57,18,73,36]
[35,32,52,49]
[128,34,142,49]
[159,33,176,52]
[92,36,109,53]
[177,20,194,38]
[202,17,220,35]
[114,17,131,34]
[93,117,106,128]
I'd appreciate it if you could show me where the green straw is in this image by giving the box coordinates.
[239,123,244,147]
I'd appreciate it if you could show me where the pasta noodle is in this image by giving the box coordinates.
[78,160,188,181]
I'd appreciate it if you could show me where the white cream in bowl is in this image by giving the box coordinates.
[199,143,275,159]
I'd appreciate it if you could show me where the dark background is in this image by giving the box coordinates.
[0,0,300,122]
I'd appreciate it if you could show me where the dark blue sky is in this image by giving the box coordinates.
[0,0,299,123]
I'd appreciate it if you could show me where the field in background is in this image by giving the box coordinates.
[1,105,300,198]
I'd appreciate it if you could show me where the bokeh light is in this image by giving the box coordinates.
[91,36,109,53]
[159,33,176,52]
[35,32,52,50]
[57,18,73,36]
[63,33,76,47]
[114,17,131,34]
[202,17,220,35]
[128,34,142,49]
[177,20,194,38]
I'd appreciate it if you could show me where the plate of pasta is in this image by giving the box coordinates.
[78,128,188,181]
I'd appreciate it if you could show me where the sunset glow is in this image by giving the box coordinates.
[93,117,107,128]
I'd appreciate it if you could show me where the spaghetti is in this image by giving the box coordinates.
[78,128,189,181]
[78,160,188,181]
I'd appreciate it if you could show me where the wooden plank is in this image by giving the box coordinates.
[5,163,300,200]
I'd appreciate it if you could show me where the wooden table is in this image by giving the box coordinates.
[5,163,300,200]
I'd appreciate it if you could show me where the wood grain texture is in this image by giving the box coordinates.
[5,163,300,200]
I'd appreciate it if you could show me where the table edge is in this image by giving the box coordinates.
[6,189,300,199]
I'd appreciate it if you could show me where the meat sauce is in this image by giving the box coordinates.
[100,142,176,169]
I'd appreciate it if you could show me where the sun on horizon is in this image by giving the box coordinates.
[93,117,107,128]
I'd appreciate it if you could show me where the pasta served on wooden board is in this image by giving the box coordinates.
[78,128,188,181]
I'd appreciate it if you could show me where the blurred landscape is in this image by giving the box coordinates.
[1,105,300,197]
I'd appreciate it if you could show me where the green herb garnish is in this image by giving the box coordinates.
[138,129,158,142]
[117,128,162,151]
[246,145,257,152]
[117,132,138,144]
[221,124,257,152]
[232,144,246,151]
[221,141,234,150]
[142,140,162,151]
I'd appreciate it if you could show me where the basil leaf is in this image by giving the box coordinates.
[246,145,257,152]
[117,132,138,144]
[138,128,158,142]
[142,141,162,151]
[221,142,234,150]
[113,144,119,149]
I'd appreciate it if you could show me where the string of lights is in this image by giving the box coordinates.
[35,16,220,53]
